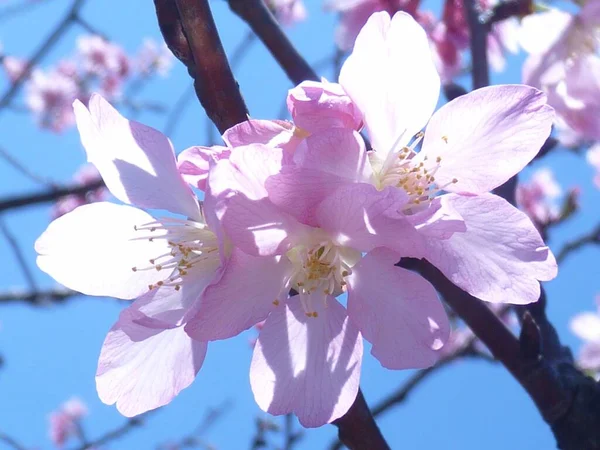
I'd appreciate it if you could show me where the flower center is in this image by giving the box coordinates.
[375,132,457,214]
[285,242,360,317]
[131,217,219,291]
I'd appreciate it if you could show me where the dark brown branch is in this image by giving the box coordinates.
[331,389,390,450]
[485,0,533,26]
[154,0,248,134]
[0,179,105,213]
[556,223,600,264]
[74,416,146,450]
[227,0,319,85]
[0,0,86,112]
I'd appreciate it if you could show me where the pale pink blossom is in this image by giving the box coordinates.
[36,94,221,416]
[516,168,563,226]
[266,0,307,26]
[587,144,600,188]
[77,35,130,79]
[135,39,173,76]
[52,164,109,219]
[185,144,449,427]
[570,297,600,378]
[2,55,27,82]
[48,397,87,448]
[521,2,600,141]
[273,12,556,305]
[26,67,79,132]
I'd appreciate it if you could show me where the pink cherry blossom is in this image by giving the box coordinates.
[2,55,27,82]
[587,144,600,188]
[516,168,563,227]
[271,11,556,305]
[570,297,600,378]
[266,0,307,26]
[521,3,600,141]
[135,39,173,77]
[35,94,221,416]
[51,164,109,219]
[185,143,449,427]
[48,397,87,448]
[77,35,130,79]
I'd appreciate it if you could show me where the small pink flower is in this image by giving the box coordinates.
[2,55,27,82]
[266,0,307,26]
[587,144,600,188]
[77,35,130,79]
[48,397,87,448]
[516,168,563,226]
[135,39,173,77]
[570,297,600,378]
[36,94,222,416]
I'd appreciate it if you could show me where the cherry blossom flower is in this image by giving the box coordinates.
[521,2,600,141]
[587,144,600,188]
[185,143,449,427]
[570,297,600,379]
[271,11,556,305]
[35,94,221,416]
[516,168,563,227]
[2,55,27,82]
[135,39,173,77]
[77,35,130,79]
[51,164,109,219]
[266,0,307,26]
[48,397,87,448]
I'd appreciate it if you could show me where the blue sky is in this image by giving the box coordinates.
[0,0,598,449]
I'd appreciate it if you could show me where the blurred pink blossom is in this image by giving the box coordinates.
[516,168,563,227]
[48,397,87,448]
[587,144,600,188]
[267,0,307,26]
[570,297,600,378]
[77,35,130,79]
[52,164,108,219]
[2,55,27,82]
[521,3,600,141]
[135,39,173,76]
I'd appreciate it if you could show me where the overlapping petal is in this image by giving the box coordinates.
[177,145,231,191]
[73,94,200,220]
[250,295,362,428]
[347,247,448,369]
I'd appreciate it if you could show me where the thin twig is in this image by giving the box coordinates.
[0,145,55,187]
[0,219,38,291]
[556,223,600,264]
[0,179,105,213]
[73,416,146,450]
[0,433,27,450]
[0,0,86,112]
[164,83,195,138]
[227,0,318,84]
[0,287,79,305]
[0,0,48,24]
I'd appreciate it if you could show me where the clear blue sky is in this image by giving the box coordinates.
[0,0,598,449]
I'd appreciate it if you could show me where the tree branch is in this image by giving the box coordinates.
[556,223,600,264]
[331,389,390,450]
[0,287,80,305]
[227,0,319,84]
[154,0,248,134]
[0,179,105,213]
[485,0,533,26]
[463,0,489,89]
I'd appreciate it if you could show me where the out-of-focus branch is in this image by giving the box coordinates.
[331,389,390,450]
[485,0,533,25]
[464,0,489,89]
[0,219,37,290]
[0,0,87,112]
[0,433,27,450]
[556,223,600,264]
[154,0,248,134]
[0,145,54,187]
[74,416,146,450]
[0,287,79,305]
[0,179,105,213]
[227,0,319,84]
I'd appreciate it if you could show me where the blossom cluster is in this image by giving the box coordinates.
[1,36,172,132]
[35,12,556,427]
[48,397,88,448]
[571,296,600,380]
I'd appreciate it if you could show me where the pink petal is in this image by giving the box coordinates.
[315,184,426,256]
[406,196,466,240]
[73,94,201,220]
[177,145,231,191]
[35,202,170,299]
[339,11,440,155]
[419,85,553,194]
[422,193,557,305]
[570,313,600,342]
[222,119,302,157]
[286,80,363,133]
[347,247,449,369]
[184,248,292,341]
[250,294,363,428]
[97,307,207,416]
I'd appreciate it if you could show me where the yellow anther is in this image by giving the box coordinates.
[436,156,442,163]
[175,285,181,291]
[273,299,280,306]
[155,264,162,271]
[131,267,137,272]
[441,135,448,143]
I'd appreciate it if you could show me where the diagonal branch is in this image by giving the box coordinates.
[0,287,80,305]
[556,223,600,264]
[227,0,319,85]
